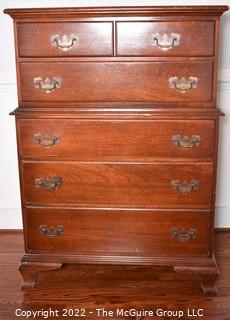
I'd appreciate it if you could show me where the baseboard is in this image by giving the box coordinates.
[0,229,22,233]
[219,66,230,82]
[0,71,16,93]
[0,208,22,229]
[215,228,230,232]
[215,206,230,228]
[219,66,230,90]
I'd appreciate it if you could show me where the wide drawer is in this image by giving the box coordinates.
[17,22,113,57]
[117,21,215,56]
[22,162,213,207]
[19,61,213,103]
[24,207,210,257]
[18,119,215,160]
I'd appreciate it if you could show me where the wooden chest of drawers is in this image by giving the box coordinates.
[5,5,228,293]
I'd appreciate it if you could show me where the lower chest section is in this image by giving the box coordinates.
[18,117,216,258]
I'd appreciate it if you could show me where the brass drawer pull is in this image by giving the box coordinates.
[51,34,79,51]
[35,176,62,192]
[171,180,199,194]
[172,134,200,148]
[39,225,64,238]
[169,76,198,93]
[153,33,181,51]
[33,133,60,148]
[33,77,62,94]
[170,228,197,242]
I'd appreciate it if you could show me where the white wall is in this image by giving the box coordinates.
[0,0,229,228]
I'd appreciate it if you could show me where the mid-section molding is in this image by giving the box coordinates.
[11,107,225,119]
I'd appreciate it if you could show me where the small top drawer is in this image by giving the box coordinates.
[117,21,215,56]
[17,22,113,57]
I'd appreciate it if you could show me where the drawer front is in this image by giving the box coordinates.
[19,61,213,103]
[117,21,215,56]
[25,207,210,257]
[22,163,213,207]
[17,22,113,57]
[18,119,215,160]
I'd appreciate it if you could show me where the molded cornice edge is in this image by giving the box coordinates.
[4,5,229,18]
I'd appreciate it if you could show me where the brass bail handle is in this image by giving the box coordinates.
[35,176,62,192]
[170,228,197,242]
[33,77,62,94]
[153,33,181,51]
[51,34,79,51]
[33,133,60,148]
[172,135,201,148]
[169,76,198,93]
[171,180,199,194]
[39,225,64,238]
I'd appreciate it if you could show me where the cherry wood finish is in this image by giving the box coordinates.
[117,21,215,57]
[19,61,213,104]
[4,5,228,293]
[17,119,215,160]
[24,208,211,256]
[18,261,63,289]
[22,162,213,207]
[17,22,113,57]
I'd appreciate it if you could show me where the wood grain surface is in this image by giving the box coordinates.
[17,119,215,160]
[19,61,213,103]
[24,207,211,256]
[18,22,113,57]
[22,162,214,207]
[117,21,215,57]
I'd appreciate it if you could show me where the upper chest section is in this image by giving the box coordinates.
[4,6,228,109]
